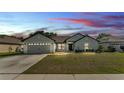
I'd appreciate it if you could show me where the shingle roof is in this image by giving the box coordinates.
[0,35,22,45]
[51,36,70,43]
[100,36,124,43]
[64,33,85,42]
[22,31,56,42]
[74,35,99,43]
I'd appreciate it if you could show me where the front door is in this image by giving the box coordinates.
[68,44,73,51]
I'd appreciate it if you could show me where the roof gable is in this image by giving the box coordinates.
[65,33,85,42]
[74,35,99,43]
[51,36,69,43]
[23,32,55,43]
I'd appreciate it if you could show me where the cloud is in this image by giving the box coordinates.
[50,27,83,31]
[104,15,124,20]
[50,18,105,27]
[49,17,124,29]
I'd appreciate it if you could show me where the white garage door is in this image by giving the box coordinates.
[27,45,51,54]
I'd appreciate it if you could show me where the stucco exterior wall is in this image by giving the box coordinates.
[74,37,99,51]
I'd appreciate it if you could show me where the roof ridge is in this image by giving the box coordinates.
[74,35,99,43]
[22,31,56,42]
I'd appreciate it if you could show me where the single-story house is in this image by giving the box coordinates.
[0,35,22,53]
[100,36,124,52]
[23,32,99,54]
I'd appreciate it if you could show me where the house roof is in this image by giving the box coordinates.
[22,31,56,42]
[64,33,85,42]
[74,35,99,43]
[51,36,69,43]
[51,33,85,43]
[23,32,99,43]
[0,35,21,45]
[100,36,124,43]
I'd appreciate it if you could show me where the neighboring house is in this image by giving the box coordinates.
[100,36,124,52]
[23,32,99,54]
[0,35,22,53]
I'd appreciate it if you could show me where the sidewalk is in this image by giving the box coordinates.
[12,74,124,80]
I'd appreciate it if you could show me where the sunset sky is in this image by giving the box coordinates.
[0,12,124,36]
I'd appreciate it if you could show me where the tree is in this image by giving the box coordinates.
[97,33,111,40]
[44,32,57,37]
[96,45,104,53]
[120,46,124,52]
[29,31,57,37]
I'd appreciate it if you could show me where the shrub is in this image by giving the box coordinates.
[106,46,116,52]
[96,45,104,53]
[75,49,84,53]
[120,46,124,52]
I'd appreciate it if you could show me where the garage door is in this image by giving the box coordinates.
[27,45,51,54]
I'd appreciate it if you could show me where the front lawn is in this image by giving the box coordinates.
[23,53,124,74]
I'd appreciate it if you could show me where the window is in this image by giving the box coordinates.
[34,43,37,45]
[58,44,65,50]
[61,44,65,49]
[30,43,33,45]
[84,43,89,49]
[47,43,50,45]
[37,43,39,45]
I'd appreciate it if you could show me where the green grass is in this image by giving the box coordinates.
[23,53,124,74]
[0,52,22,58]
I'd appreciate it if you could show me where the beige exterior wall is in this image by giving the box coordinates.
[0,44,20,53]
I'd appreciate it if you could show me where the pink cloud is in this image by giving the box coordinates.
[50,18,107,28]
[49,18,124,29]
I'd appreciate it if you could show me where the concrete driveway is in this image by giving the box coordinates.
[0,54,47,80]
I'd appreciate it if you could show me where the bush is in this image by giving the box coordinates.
[75,49,95,52]
[96,45,104,53]
[75,49,84,53]
[120,46,124,52]
[105,46,116,52]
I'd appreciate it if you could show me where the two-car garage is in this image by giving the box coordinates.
[27,45,51,54]
[23,32,56,54]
